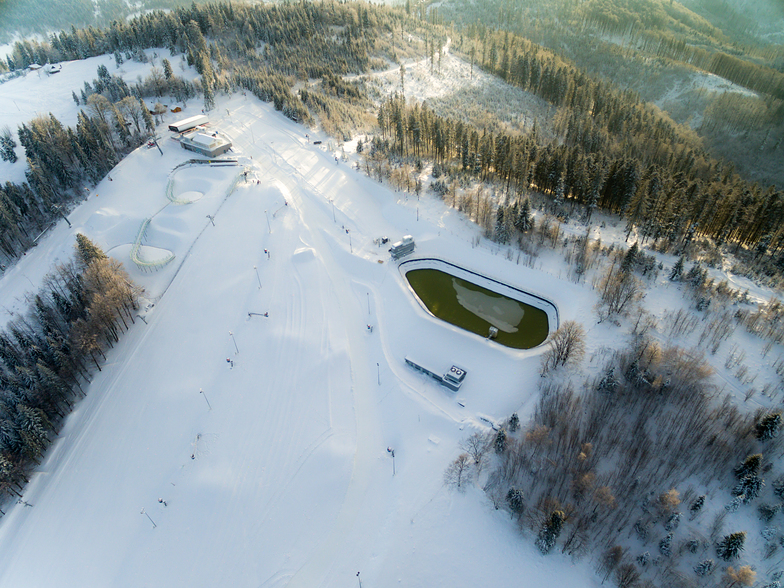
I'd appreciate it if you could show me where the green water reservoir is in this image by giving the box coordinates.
[405,268,550,349]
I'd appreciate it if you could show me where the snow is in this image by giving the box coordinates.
[0,48,198,185]
[0,79,602,586]
[363,40,555,137]
[0,46,782,588]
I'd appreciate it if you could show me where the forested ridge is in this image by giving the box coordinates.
[371,25,783,263]
[431,0,784,189]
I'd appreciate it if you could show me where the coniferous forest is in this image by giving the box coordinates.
[1,1,783,585]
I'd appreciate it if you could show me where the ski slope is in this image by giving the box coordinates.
[0,92,595,587]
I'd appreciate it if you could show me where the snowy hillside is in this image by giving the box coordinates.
[0,44,783,588]
[0,66,598,585]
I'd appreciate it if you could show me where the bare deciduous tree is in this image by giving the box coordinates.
[725,565,756,587]
[540,321,586,375]
[444,453,472,491]
[460,432,489,471]
[598,265,643,319]
[598,545,624,584]
[614,562,640,588]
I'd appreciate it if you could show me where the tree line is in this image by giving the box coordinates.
[373,56,783,258]
[434,0,784,189]
[0,63,159,263]
[0,235,138,503]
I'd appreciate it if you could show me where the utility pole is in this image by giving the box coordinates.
[357,572,362,588]
[377,362,380,385]
[229,331,239,354]
[331,199,336,222]
[141,508,157,528]
[254,266,262,289]
[200,388,212,411]
[387,447,395,476]
[265,210,271,233]
[367,292,370,314]
[52,205,71,228]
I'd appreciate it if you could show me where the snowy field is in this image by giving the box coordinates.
[0,69,597,585]
[1,49,783,588]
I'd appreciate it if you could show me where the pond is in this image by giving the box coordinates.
[403,263,554,349]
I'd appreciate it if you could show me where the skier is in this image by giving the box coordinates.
[158,498,167,506]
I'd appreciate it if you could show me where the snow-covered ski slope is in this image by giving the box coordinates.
[0,87,595,587]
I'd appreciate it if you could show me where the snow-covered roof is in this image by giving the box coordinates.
[191,133,217,147]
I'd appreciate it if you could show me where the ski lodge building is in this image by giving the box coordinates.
[404,356,467,391]
[178,132,232,157]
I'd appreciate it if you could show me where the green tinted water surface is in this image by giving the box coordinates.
[405,268,549,349]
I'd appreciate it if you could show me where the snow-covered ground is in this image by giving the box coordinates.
[0,81,599,585]
[0,46,782,588]
[363,41,555,138]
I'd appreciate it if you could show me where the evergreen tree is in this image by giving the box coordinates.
[15,404,51,462]
[669,255,685,281]
[725,494,744,512]
[506,487,524,517]
[495,205,509,244]
[553,172,566,212]
[733,475,764,502]
[514,198,532,232]
[139,100,155,134]
[735,454,763,479]
[75,233,107,267]
[773,476,784,500]
[598,366,618,392]
[716,532,746,561]
[494,428,507,454]
[536,510,565,554]
[690,495,705,518]
[1,128,18,163]
[756,413,782,441]
[508,412,519,432]
[162,58,173,80]
[659,532,673,557]
[758,503,780,522]
[694,559,714,576]
[620,242,639,273]
[665,512,681,531]
[202,72,215,112]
